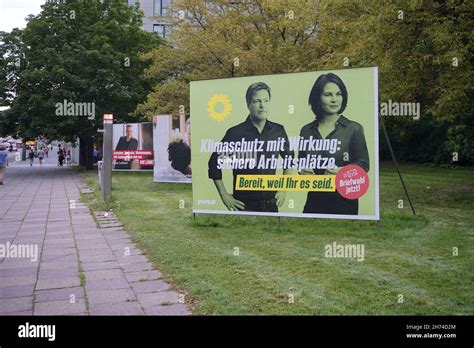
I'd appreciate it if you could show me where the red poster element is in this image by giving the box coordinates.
[113,150,153,160]
[139,160,154,165]
[336,165,369,199]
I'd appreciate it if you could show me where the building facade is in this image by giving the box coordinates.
[125,0,171,37]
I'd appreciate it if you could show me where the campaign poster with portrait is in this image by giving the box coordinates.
[190,67,379,220]
[112,122,154,171]
[153,114,192,183]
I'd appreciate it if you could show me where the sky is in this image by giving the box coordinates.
[0,0,45,32]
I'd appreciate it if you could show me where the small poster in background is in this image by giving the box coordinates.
[112,122,154,171]
[153,114,192,183]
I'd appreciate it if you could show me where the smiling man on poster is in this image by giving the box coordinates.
[114,124,139,170]
[208,82,294,212]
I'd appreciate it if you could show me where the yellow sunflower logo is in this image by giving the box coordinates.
[207,94,232,122]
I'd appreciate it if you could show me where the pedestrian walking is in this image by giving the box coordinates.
[57,149,65,167]
[0,145,9,185]
[45,146,49,158]
[28,149,35,166]
[38,147,45,167]
[66,150,71,166]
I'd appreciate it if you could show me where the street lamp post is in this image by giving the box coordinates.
[102,113,113,202]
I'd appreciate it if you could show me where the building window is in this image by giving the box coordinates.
[153,24,168,38]
[154,0,171,16]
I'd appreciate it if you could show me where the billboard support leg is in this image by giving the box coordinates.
[376,220,380,233]
[379,115,416,216]
[193,213,196,223]
[277,216,281,228]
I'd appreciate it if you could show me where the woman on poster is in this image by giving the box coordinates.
[298,73,369,215]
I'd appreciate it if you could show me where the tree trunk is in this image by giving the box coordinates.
[79,136,94,170]
[22,142,26,161]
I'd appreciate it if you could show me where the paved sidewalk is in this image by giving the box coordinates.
[0,155,190,315]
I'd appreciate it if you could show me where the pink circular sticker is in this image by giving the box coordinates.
[335,165,369,200]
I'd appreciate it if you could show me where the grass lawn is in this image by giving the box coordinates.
[80,162,473,315]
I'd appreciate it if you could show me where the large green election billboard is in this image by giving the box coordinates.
[190,67,379,220]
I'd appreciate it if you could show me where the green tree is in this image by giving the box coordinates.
[1,0,161,168]
[326,0,473,164]
[137,0,328,116]
[0,29,24,109]
[139,0,473,165]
